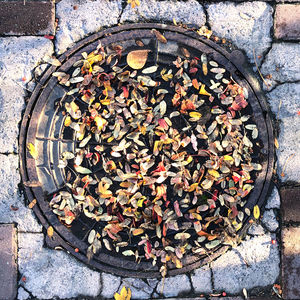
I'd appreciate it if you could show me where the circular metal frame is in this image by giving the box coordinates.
[19,23,274,278]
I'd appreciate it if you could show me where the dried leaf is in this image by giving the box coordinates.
[152,29,167,43]
[132,228,144,236]
[205,239,221,249]
[142,66,158,74]
[127,50,150,69]
[74,165,92,174]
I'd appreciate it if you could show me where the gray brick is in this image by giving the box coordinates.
[0,0,55,35]
[281,227,300,299]
[275,4,300,40]
[0,224,17,300]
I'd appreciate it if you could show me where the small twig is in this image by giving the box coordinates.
[253,49,270,90]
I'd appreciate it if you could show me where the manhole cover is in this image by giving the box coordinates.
[19,24,274,278]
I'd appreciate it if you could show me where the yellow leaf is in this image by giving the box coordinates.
[208,169,220,179]
[186,155,193,164]
[223,155,234,161]
[274,138,279,149]
[189,111,202,119]
[47,226,54,237]
[70,101,79,112]
[27,143,38,159]
[199,84,211,96]
[187,183,198,192]
[253,205,260,219]
[107,136,114,143]
[128,0,140,9]
[64,116,71,127]
[95,116,107,131]
[127,50,150,70]
[175,258,183,268]
[114,286,131,300]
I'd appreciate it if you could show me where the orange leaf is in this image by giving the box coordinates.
[47,226,54,237]
[28,199,37,209]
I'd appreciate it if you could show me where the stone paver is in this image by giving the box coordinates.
[281,227,300,299]
[266,83,300,182]
[190,265,212,294]
[101,272,121,299]
[55,0,122,54]
[274,4,300,40]
[118,277,157,299]
[18,233,101,299]
[265,186,280,209]
[156,274,191,298]
[0,155,42,232]
[0,0,55,36]
[206,2,273,65]
[17,287,29,300]
[262,210,279,232]
[211,233,280,293]
[120,0,206,27]
[281,187,300,223]
[0,37,53,153]
[0,224,17,300]
[248,223,266,236]
[261,43,300,89]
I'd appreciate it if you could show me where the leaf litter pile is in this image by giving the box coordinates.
[50,37,262,274]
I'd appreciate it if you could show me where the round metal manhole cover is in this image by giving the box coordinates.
[19,24,274,278]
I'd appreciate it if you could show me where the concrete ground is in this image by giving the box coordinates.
[0,0,299,299]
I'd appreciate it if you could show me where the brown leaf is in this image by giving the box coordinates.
[181,47,190,58]
[152,29,167,44]
[23,180,42,187]
[127,50,150,69]
[135,39,144,47]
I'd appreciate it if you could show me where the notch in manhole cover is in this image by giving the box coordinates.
[19,24,274,278]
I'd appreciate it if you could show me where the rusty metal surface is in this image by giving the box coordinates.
[19,23,274,278]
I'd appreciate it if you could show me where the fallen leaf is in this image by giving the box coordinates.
[27,143,38,159]
[47,226,54,238]
[253,205,260,219]
[127,0,140,9]
[274,138,279,149]
[114,286,131,300]
[152,29,167,43]
[28,199,37,209]
[132,228,144,236]
[74,165,92,174]
[44,35,54,40]
[127,50,150,69]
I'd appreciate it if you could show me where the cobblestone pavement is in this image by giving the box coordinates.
[0,1,299,299]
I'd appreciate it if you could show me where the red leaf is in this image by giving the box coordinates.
[146,241,152,254]
[44,35,54,40]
